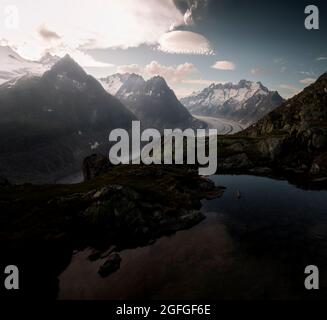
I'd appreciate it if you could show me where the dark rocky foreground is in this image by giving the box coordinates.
[0,164,223,299]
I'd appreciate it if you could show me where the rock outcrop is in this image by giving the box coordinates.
[83,154,111,181]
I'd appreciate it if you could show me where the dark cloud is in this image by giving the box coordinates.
[38,25,61,41]
[173,0,209,24]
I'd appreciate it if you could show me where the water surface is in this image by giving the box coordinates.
[59,175,327,299]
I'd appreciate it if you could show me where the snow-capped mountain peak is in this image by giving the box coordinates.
[0,46,59,85]
[38,52,60,66]
[99,72,206,131]
[180,80,284,126]
[100,73,144,96]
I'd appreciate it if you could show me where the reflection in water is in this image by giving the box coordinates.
[59,175,327,300]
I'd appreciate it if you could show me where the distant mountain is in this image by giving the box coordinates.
[100,73,207,131]
[181,80,284,126]
[0,55,136,183]
[0,46,58,85]
[37,52,61,66]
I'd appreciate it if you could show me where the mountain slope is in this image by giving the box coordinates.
[100,73,206,131]
[0,46,59,85]
[0,55,136,183]
[243,72,327,174]
[181,80,284,126]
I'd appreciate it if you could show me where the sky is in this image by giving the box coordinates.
[0,0,327,98]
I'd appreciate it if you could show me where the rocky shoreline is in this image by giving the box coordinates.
[0,163,224,298]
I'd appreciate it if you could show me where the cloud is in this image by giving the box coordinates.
[299,78,316,85]
[49,46,114,67]
[117,64,143,74]
[280,66,287,73]
[145,60,197,83]
[279,84,301,98]
[274,58,284,64]
[173,0,209,25]
[158,31,214,55]
[212,60,235,71]
[182,79,224,85]
[317,56,327,61]
[114,60,198,89]
[299,71,315,76]
[38,25,61,41]
[174,87,198,98]
[251,68,263,75]
[250,68,272,75]
[0,0,185,60]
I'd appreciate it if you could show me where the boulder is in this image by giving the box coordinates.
[98,253,122,277]
[83,154,111,181]
[310,152,327,175]
[312,133,327,149]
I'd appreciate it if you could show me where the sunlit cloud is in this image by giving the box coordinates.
[158,31,214,55]
[145,60,197,83]
[182,79,225,85]
[299,78,316,85]
[279,84,301,98]
[114,61,197,85]
[0,0,185,63]
[212,60,235,70]
[38,25,61,41]
[117,64,143,74]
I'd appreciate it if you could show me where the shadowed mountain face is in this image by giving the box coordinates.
[243,73,327,173]
[100,73,207,131]
[0,55,136,183]
[181,80,284,126]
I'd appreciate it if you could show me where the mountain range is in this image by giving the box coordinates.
[181,80,284,126]
[0,45,60,85]
[0,55,136,183]
[100,73,206,131]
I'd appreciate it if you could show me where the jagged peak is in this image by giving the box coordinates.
[44,54,88,81]
[145,76,170,92]
[147,75,167,84]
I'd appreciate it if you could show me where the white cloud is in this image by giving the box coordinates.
[251,68,262,75]
[174,87,197,99]
[279,84,301,98]
[49,46,113,67]
[145,61,197,83]
[182,79,225,85]
[0,0,185,62]
[299,78,316,85]
[250,67,272,75]
[317,57,327,61]
[158,31,214,55]
[117,64,143,74]
[114,60,197,86]
[274,58,284,64]
[212,60,235,71]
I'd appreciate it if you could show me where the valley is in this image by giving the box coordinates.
[193,115,244,134]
